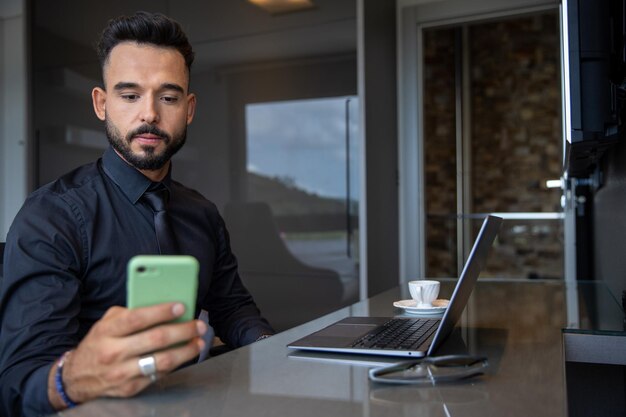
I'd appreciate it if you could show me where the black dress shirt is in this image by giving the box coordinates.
[0,147,273,417]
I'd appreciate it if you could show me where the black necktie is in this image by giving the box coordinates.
[143,185,179,254]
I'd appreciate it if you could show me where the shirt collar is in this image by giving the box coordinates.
[101,146,173,204]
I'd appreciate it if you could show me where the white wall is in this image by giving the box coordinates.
[0,0,27,241]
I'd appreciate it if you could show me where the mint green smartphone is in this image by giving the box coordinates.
[127,255,199,323]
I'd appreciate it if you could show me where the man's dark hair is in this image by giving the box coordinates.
[97,11,194,74]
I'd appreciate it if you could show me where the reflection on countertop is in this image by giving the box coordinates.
[57,279,626,417]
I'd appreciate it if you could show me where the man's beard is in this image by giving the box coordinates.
[105,117,186,171]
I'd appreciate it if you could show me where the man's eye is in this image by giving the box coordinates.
[121,94,139,101]
[161,96,179,104]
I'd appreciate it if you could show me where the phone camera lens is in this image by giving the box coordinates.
[137,266,146,273]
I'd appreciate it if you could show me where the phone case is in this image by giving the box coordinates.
[127,255,199,323]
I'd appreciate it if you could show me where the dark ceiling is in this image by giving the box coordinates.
[32,0,357,73]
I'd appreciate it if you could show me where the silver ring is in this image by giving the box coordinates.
[138,355,157,380]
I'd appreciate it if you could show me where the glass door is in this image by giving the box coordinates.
[422,11,564,279]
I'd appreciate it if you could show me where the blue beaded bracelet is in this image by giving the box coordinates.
[54,351,77,409]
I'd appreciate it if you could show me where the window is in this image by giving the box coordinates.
[245,96,360,279]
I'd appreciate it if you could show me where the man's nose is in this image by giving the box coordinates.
[140,99,159,124]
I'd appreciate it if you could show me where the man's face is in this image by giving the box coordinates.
[92,42,196,172]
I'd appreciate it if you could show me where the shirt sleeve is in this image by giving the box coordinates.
[0,192,85,417]
[204,213,274,347]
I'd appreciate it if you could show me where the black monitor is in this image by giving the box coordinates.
[563,0,626,177]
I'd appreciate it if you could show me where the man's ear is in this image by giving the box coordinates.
[186,93,196,125]
[92,87,107,121]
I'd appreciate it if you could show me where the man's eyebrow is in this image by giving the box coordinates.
[113,82,140,91]
[112,82,185,94]
[160,83,185,94]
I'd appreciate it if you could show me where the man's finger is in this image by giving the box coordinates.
[120,320,206,358]
[104,337,205,390]
[147,337,206,374]
[97,303,186,337]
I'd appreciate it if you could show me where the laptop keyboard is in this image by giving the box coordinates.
[350,318,440,350]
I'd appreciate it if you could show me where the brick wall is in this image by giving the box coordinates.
[423,12,564,279]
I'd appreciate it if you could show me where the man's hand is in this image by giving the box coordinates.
[48,302,206,409]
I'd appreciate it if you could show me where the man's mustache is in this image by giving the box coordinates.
[126,125,171,143]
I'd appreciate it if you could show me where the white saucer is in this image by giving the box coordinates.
[393,299,449,315]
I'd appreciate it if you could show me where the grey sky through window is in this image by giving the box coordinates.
[246,96,359,200]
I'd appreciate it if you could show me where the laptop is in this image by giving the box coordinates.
[287,215,502,358]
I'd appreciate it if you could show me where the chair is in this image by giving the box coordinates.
[223,202,348,332]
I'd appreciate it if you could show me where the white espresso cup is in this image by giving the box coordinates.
[408,280,440,307]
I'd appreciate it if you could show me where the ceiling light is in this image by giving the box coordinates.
[247,0,316,15]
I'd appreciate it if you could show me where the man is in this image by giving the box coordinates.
[0,11,273,416]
